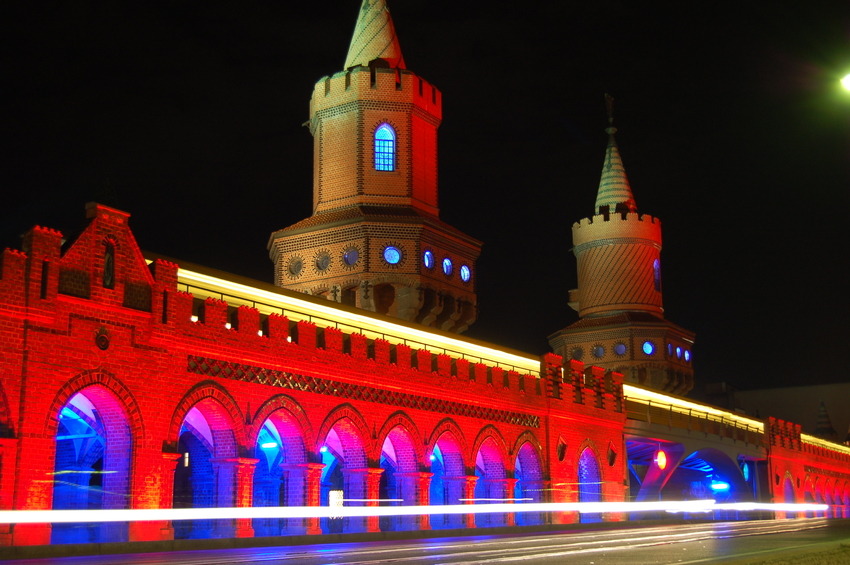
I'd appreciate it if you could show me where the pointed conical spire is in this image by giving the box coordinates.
[595,94,637,214]
[344,0,406,70]
[814,401,837,440]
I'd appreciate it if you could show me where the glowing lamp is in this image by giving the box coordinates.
[260,442,278,449]
[710,480,731,492]
[319,445,328,453]
[842,73,850,91]
[429,454,436,462]
[654,449,667,470]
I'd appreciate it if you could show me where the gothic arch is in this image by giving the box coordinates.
[315,403,371,466]
[511,431,544,461]
[426,418,468,464]
[44,369,143,440]
[166,380,247,454]
[250,394,313,448]
[373,411,424,467]
[471,425,509,475]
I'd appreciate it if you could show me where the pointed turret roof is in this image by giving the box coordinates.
[344,0,406,70]
[814,401,837,440]
[595,94,637,214]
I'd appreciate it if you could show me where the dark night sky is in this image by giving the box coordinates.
[2,1,849,394]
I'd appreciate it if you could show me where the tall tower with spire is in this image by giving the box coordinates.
[268,0,481,332]
[549,96,695,395]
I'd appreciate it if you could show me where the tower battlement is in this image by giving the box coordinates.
[311,67,441,121]
[572,213,661,253]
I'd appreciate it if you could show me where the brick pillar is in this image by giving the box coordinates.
[281,462,324,535]
[127,451,180,542]
[211,457,258,538]
[0,438,17,545]
[462,475,479,528]
[11,435,54,546]
[395,472,433,531]
[343,468,384,533]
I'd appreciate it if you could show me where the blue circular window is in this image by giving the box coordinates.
[676,346,682,359]
[642,341,655,355]
[460,264,471,282]
[442,257,453,276]
[591,344,605,358]
[614,343,627,356]
[423,250,434,269]
[343,248,359,266]
[383,246,402,265]
[684,350,691,362]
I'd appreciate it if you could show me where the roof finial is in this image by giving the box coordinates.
[595,93,637,214]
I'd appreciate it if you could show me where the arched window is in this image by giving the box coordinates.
[653,258,662,292]
[374,123,396,171]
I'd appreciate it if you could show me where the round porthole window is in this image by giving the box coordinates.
[343,248,360,267]
[571,347,584,361]
[591,344,605,358]
[460,264,471,282]
[423,250,434,269]
[613,343,627,356]
[442,257,453,276]
[383,245,402,265]
[684,350,691,362]
[642,341,655,355]
[287,256,304,278]
[315,251,331,273]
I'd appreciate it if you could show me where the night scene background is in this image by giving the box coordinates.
[3,1,849,396]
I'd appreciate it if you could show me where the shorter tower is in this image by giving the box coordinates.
[268,0,481,332]
[549,98,695,395]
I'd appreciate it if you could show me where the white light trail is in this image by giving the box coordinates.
[0,500,829,524]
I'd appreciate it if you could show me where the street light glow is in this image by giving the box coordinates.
[841,73,850,92]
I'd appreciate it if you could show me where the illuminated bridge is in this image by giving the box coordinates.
[0,204,847,549]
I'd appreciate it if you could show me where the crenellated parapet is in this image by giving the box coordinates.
[572,212,661,251]
[768,417,802,450]
[311,67,441,124]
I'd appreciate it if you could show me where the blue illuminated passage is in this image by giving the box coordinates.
[383,246,401,265]
[374,124,396,171]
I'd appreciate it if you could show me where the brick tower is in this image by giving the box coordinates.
[549,97,695,395]
[268,0,481,332]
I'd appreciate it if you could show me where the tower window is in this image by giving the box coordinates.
[653,259,662,292]
[374,123,396,171]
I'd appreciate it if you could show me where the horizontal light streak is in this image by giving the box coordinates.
[0,500,829,524]
[624,384,765,431]
[177,268,540,372]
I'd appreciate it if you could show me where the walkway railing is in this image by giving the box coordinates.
[624,396,765,447]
